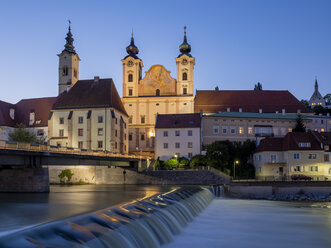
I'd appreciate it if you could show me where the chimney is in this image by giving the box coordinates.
[319,113,322,116]
[327,113,330,117]
[297,109,301,114]
[94,76,100,82]
[9,108,15,120]
[227,108,230,112]
[275,111,279,114]
[259,109,263,114]
[282,109,286,115]
[239,108,242,112]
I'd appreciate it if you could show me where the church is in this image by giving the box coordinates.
[121,27,195,155]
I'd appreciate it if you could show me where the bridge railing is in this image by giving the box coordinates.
[0,140,150,160]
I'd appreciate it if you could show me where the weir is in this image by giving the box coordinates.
[0,187,214,248]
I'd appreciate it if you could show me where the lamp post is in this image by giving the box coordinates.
[233,160,239,179]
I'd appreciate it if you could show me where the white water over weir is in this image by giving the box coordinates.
[0,186,216,248]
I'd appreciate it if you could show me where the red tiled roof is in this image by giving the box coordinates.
[194,90,311,114]
[0,100,15,127]
[155,113,201,129]
[53,78,128,116]
[255,132,322,153]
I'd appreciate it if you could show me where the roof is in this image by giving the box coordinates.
[155,113,201,129]
[255,132,323,153]
[53,78,128,116]
[195,90,311,114]
[205,112,308,120]
[313,132,331,146]
[0,100,15,127]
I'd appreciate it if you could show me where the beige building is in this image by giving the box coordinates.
[202,112,313,147]
[121,28,195,155]
[254,132,331,180]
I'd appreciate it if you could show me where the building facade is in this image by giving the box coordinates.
[308,114,331,133]
[253,132,331,180]
[155,113,201,160]
[121,28,195,156]
[202,112,313,147]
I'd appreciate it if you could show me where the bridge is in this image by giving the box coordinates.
[0,140,151,168]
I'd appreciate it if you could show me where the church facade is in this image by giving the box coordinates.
[121,28,195,155]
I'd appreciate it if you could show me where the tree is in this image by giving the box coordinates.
[164,158,179,170]
[8,123,39,144]
[189,155,207,168]
[178,157,189,168]
[254,82,263,91]
[292,114,306,132]
[300,99,311,109]
[58,169,74,183]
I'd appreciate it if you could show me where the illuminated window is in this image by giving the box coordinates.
[309,166,318,172]
[128,74,133,82]
[98,128,103,136]
[248,127,253,135]
[321,128,325,132]
[299,142,310,147]
[239,127,244,134]
[288,128,292,132]
[188,142,193,148]
[98,141,103,148]
[308,154,317,159]
[182,72,187,81]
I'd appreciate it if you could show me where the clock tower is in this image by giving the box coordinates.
[175,26,195,96]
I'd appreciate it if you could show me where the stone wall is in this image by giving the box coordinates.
[0,168,49,192]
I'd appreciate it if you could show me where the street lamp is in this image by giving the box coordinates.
[233,160,239,179]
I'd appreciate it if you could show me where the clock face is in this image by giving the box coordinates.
[127,60,134,67]
[181,59,188,65]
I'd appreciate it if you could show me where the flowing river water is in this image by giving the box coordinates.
[0,185,330,247]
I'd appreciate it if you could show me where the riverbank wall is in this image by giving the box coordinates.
[224,182,331,201]
[0,168,49,192]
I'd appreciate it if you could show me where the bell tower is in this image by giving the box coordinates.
[58,21,80,95]
[122,33,143,97]
[175,26,195,96]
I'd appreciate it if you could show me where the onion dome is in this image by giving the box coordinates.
[63,20,76,54]
[126,32,139,58]
[179,26,191,55]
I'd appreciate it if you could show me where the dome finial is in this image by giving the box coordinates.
[179,25,191,55]
[126,31,139,58]
[63,20,76,54]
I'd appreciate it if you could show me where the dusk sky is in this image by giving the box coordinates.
[0,0,330,103]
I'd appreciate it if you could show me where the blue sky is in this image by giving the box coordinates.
[0,0,330,103]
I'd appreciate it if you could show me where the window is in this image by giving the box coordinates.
[175,143,180,148]
[294,166,301,172]
[74,69,77,78]
[115,118,118,124]
[213,125,219,134]
[128,88,133,96]
[163,143,168,149]
[62,66,68,76]
[59,129,64,137]
[183,87,187,95]
[294,153,300,159]
[129,134,132,141]
[37,129,44,136]
[188,142,193,148]
[222,127,227,134]
[230,127,236,134]
[78,141,83,149]
[98,116,103,123]
[129,116,133,124]
[78,128,83,136]
[141,116,145,124]
[182,72,187,81]
[288,128,292,132]
[98,141,103,149]
[156,89,160,96]
[141,134,145,141]
[188,152,193,158]
[239,127,244,134]
[115,142,117,149]
[163,131,168,137]
[188,130,193,136]
[310,166,318,172]
[248,127,253,135]
[321,120,324,124]
[309,154,317,159]
[78,116,83,124]
[59,117,64,124]
[115,130,118,137]
[175,130,180,136]
[299,142,311,148]
[270,154,277,163]
[98,128,103,136]
[324,154,330,162]
[128,74,133,82]
[321,128,325,132]
[258,155,262,161]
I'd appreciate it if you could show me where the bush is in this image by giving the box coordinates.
[154,158,164,170]
[189,155,207,168]
[58,169,74,183]
[164,158,179,170]
[178,157,189,168]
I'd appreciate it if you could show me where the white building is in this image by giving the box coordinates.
[308,114,331,133]
[155,113,201,161]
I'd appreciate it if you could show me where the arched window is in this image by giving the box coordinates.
[182,72,187,81]
[62,66,68,76]
[156,89,160,96]
[128,74,133,82]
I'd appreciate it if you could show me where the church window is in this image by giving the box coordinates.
[62,66,68,76]
[128,88,133,96]
[182,72,187,81]
[141,115,145,124]
[156,89,160,96]
[141,134,145,140]
[74,69,77,78]
[183,87,187,95]
[128,74,133,82]
[129,134,132,141]
[129,116,133,124]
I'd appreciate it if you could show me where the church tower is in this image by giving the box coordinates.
[175,26,195,96]
[121,33,143,97]
[58,22,80,95]
[309,77,326,108]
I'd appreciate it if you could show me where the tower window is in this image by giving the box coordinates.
[62,66,68,76]
[129,115,133,124]
[182,72,187,81]
[128,74,133,82]
[156,89,160,96]
[141,115,145,124]
[183,87,187,95]
[74,69,77,78]
[128,88,133,96]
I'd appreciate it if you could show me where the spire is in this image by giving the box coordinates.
[179,26,191,56]
[126,31,139,58]
[63,20,76,54]
[315,76,318,91]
